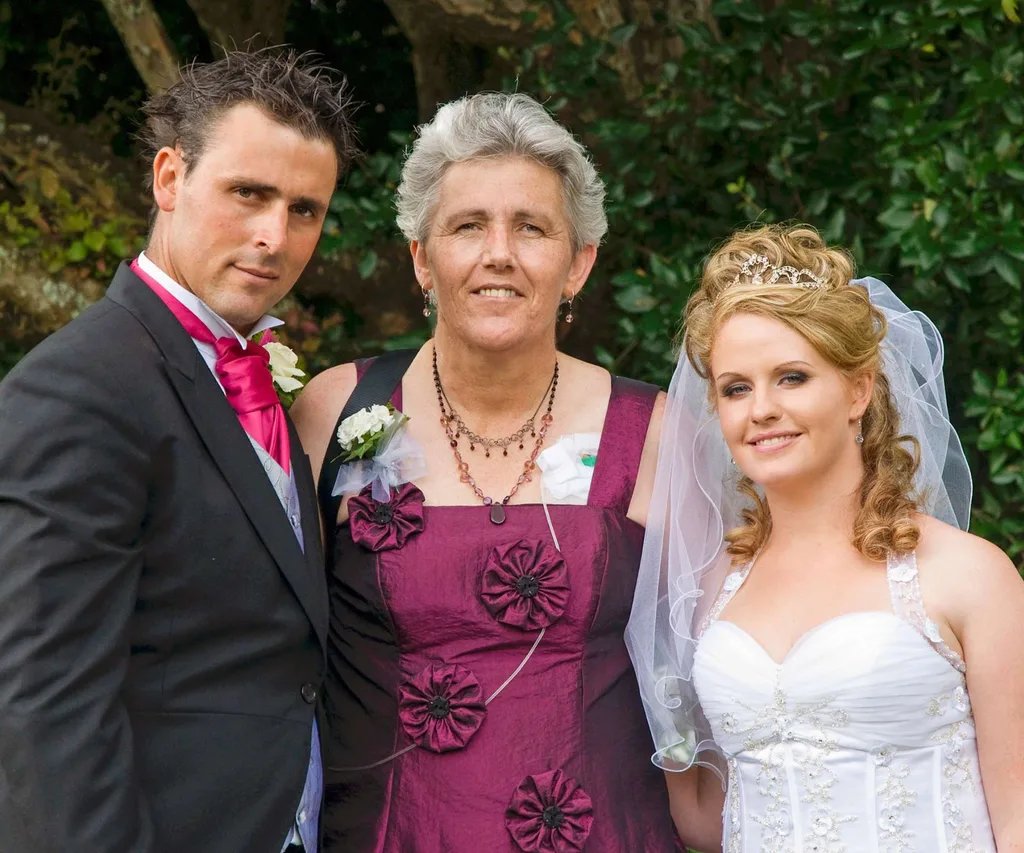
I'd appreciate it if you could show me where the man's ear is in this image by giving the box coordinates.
[152,147,185,213]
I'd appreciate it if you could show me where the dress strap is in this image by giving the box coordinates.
[587,376,659,513]
[887,551,966,674]
[317,350,415,555]
[696,563,751,640]
[354,356,404,410]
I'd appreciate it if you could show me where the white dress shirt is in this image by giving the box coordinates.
[136,252,283,387]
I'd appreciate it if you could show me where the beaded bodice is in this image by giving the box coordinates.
[693,552,995,853]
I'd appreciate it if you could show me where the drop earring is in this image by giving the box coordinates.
[422,287,433,318]
[855,418,864,445]
[564,291,575,324]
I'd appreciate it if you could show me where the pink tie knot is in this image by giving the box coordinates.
[215,339,279,416]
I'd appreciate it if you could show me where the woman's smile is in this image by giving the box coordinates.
[473,286,523,300]
[748,431,802,454]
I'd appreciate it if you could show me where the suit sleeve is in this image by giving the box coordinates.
[0,342,158,852]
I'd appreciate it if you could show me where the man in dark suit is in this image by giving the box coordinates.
[0,48,353,852]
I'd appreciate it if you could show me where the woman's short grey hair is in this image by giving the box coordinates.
[395,93,607,253]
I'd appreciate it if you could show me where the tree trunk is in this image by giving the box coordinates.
[384,0,508,120]
[98,0,181,94]
[383,0,714,114]
[185,0,293,53]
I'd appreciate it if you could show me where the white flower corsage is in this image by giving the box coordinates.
[332,404,427,502]
[255,330,306,407]
[537,433,600,505]
[264,341,306,393]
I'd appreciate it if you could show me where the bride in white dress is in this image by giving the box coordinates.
[626,225,1024,852]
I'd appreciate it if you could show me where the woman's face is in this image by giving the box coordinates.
[709,312,871,495]
[411,156,596,352]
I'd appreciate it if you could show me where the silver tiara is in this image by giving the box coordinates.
[734,254,827,289]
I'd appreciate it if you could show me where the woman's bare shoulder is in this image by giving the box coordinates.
[292,362,358,428]
[557,353,610,391]
[915,513,1020,609]
[290,362,358,480]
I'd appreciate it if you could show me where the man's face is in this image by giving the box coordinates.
[149,103,337,333]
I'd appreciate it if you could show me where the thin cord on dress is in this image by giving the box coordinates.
[331,470,566,772]
[484,628,546,705]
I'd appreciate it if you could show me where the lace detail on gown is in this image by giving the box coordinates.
[725,758,742,853]
[886,551,967,673]
[873,746,916,853]
[692,551,995,853]
[696,565,750,640]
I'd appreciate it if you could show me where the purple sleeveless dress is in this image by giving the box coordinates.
[320,367,677,852]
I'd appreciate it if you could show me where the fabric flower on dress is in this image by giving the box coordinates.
[480,539,570,631]
[349,482,425,551]
[505,769,594,853]
[398,662,486,753]
[537,433,600,505]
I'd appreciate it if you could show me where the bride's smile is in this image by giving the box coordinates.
[711,311,870,496]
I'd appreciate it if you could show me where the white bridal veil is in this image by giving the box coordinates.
[624,276,973,776]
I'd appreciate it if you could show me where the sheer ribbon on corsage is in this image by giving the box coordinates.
[624,277,973,779]
[332,420,428,503]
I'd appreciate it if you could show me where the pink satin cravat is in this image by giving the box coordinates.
[132,259,291,474]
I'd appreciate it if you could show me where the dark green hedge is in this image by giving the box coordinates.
[3,0,1021,562]
[517,0,1024,563]
[322,0,1023,561]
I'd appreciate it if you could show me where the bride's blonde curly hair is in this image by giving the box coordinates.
[683,224,921,563]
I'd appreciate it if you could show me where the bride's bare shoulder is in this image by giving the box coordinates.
[914,513,1020,614]
[916,514,1012,568]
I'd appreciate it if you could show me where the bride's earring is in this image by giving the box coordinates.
[855,418,864,445]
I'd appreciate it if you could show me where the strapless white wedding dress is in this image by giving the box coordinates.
[693,552,995,853]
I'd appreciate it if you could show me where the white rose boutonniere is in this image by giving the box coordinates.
[264,341,306,393]
[255,330,306,407]
[332,404,427,502]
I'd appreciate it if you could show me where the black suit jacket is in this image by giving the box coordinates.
[0,263,327,852]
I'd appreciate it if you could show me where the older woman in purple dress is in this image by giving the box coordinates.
[292,92,680,852]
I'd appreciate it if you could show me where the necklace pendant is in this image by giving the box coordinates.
[489,503,507,525]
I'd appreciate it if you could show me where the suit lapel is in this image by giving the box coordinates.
[107,263,325,643]
[289,415,328,645]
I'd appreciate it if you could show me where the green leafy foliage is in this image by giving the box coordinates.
[0,339,26,381]
[503,0,1024,563]
[967,368,1024,561]
[319,133,408,281]
[0,121,147,283]
[1,0,1020,564]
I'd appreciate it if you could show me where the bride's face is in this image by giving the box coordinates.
[709,312,871,493]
